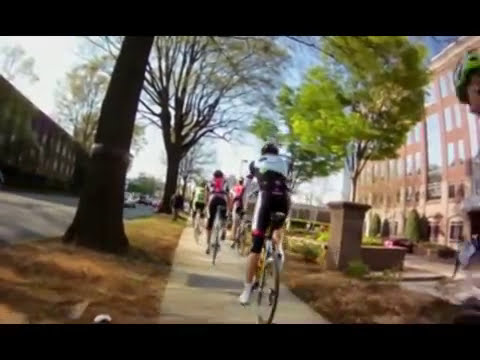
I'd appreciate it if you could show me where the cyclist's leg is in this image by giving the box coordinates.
[206,198,218,253]
[270,192,290,269]
[240,191,270,304]
[192,202,199,221]
[220,198,228,240]
[231,201,238,240]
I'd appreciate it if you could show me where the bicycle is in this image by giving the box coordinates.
[232,211,251,256]
[193,211,204,244]
[253,211,286,324]
[211,205,226,266]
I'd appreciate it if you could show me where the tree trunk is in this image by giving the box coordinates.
[159,149,181,214]
[350,175,358,202]
[181,175,188,198]
[63,36,154,253]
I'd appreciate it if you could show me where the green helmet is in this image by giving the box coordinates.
[454,51,480,104]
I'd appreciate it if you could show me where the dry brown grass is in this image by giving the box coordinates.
[283,252,458,324]
[0,215,184,324]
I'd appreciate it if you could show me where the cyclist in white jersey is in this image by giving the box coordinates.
[239,142,292,305]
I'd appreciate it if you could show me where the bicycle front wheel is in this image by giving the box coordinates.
[256,251,280,324]
[212,228,220,266]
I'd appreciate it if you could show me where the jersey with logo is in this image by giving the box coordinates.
[193,186,206,204]
[208,177,229,201]
[247,154,290,192]
[232,184,245,200]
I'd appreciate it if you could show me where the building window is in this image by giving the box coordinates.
[444,106,453,132]
[458,183,465,199]
[458,140,465,164]
[415,152,421,174]
[449,221,464,242]
[396,190,401,203]
[448,142,455,167]
[468,110,479,158]
[454,104,462,128]
[406,186,413,201]
[406,155,413,175]
[415,123,421,143]
[415,190,420,202]
[425,82,437,105]
[426,113,443,182]
[448,184,456,199]
[397,158,403,176]
[427,182,441,200]
[389,159,396,178]
[429,222,440,242]
[440,75,449,98]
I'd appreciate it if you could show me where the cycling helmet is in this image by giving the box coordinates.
[454,51,480,104]
[238,177,244,185]
[261,142,279,155]
[213,170,224,178]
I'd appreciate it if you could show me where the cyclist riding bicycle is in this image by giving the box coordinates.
[192,180,207,223]
[454,50,480,116]
[239,142,292,305]
[230,177,246,247]
[205,170,231,255]
[453,51,480,298]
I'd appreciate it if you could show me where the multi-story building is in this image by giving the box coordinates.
[357,36,480,247]
[0,75,88,191]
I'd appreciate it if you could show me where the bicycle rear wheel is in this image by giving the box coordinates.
[256,249,280,324]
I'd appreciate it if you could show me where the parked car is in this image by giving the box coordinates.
[124,194,136,208]
[386,237,414,254]
[137,195,151,205]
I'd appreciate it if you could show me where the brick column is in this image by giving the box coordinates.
[326,201,371,270]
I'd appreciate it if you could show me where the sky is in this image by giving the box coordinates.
[0,36,451,205]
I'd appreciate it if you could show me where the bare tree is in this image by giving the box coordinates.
[0,44,39,83]
[178,142,215,197]
[85,36,289,212]
[56,56,146,154]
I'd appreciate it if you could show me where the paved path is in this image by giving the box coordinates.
[160,227,329,324]
[0,190,154,243]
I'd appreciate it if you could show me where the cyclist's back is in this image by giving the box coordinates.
[205,170,230,254]
[239,142,291,305]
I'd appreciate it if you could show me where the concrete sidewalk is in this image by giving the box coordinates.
[159,227,329,324]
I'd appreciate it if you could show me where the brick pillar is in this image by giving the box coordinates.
[326,201,371,270]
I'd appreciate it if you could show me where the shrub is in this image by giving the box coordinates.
[419,215,430,242]
[317,230,330,243]
[362,235,382,246]
[301,244,321,262]
[345,260,369,278]
[381,219,390,238]
[369,214,381,237]
[405,209,421,242]
[437,246,456,259]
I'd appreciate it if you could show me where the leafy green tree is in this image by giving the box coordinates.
[86,36,289,213]
[56,56,146,154]
[419,214,430,242]
[286,36,430,201]
[249,86,345,191]
[127,172,163,196]
[63,36,154,253]
[405,209,421,242]
[369,213,381,237]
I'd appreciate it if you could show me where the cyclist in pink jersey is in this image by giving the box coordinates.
[205,170,231,255]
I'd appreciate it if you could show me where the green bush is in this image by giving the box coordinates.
[381,219,390,238]
[419,215,429,242]
[345,260,370,278]
[290,240,322,262]
[317,230,330,243]
[362,235,382,246]
[369,214,381,237]
[405,209,421,242]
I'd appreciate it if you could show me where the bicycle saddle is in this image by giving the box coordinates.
[271,212,286,225]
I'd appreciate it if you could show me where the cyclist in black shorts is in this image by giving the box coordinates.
[239,142,292,305]
[205,170,231,255]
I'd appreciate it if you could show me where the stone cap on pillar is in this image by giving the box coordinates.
[327,201,371,212]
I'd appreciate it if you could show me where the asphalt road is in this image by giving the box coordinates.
[0,190,155,244]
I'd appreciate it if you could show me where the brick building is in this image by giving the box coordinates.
[357,36,480,247]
